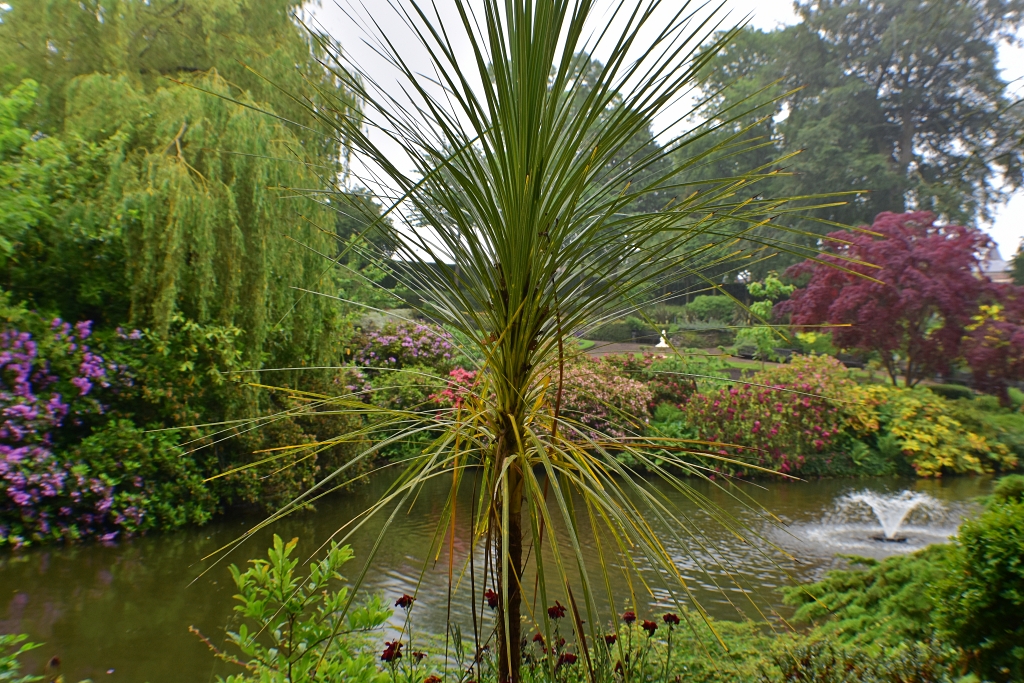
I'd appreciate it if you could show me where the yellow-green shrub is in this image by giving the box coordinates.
[850,385,1017,476]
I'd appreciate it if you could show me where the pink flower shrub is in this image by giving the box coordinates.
[430,368,478,409]
[554,356,653,441]
[681,355,854,474]
[600,350,728,407]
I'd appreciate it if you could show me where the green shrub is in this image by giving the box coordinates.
[103,316,368,513]
[643,304,688,325]
[793,331,837,356]
[200,535,391,683]
[67,418,216,532]
[926,383,974,401]
[1009,386,1024,409]
[684,295,740,323]
[602,350,729,406]
[369,365,446,412]
[588,319,658,342]
[367,365,447,461]
[993,473,1024,503]
[951,397,1024,461]
[937,497,1024,682]
[763,639,956,683]
[783,545,951,649]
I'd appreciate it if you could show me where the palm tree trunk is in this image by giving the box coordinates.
[496,457,524,683]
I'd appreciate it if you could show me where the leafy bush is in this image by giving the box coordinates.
[993,473,1024,502]
[683,295,739,323]
[681,355,855,475]
[937,494,1024,682]
[856,386,1018,476]
[783,546,951,649]
[353,321,459,374]
[104,316,368,512]
[555,356,653,440]
[369,365,446,412]
[793,331,837,356]
[926,384,974,401]
[587,319,658,343]
[197,535,391,683]
[952,397,1024,461]
[602,350,729,407]
[764,640,956,683]
[67,418,214,532]
[364,366,447,462]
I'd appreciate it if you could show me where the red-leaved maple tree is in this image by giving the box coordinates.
[962,285,1024,403]
[780,212,990,387]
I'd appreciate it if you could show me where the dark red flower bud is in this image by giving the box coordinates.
[547,600,566,619]
[484,589,499,609]
[395,594,415,609]
[604,634,618,645]
[557,653,578,667]
[621,611,636,624]
[381,640,403,662]
[412,651,426,663]
[532,633,545,644]
[641,620,657,635]
[424,676,441,683]
[662,613,680,626]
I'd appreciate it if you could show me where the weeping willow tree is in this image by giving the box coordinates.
[0,0,364,362]
[4,70,357,367]
[208,0,861,680]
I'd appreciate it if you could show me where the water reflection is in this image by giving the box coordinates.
[0,474,987,683]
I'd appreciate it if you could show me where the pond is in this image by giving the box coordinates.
[0,474,987,682]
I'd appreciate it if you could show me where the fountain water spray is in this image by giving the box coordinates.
[837,491,944,541]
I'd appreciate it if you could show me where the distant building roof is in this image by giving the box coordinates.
[981,245,1013,283]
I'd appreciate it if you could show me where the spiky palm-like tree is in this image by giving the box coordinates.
[224,1,853,681]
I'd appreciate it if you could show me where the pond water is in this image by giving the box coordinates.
[0,474,987,683]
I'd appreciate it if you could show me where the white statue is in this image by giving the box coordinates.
[655,329,670,348]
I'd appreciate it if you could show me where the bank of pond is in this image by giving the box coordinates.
[4,314,1023,552]
[1,474,1022,683]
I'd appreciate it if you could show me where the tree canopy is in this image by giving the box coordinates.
[682,0,1024,277]
[780,211,995,387]
[0,0,365,368]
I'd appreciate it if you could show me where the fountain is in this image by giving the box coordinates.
[776,486,976,563]
[836,490,943,542]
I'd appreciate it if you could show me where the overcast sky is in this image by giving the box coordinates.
[309,0,1024,258]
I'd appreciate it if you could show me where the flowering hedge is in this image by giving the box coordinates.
[0,317,213,546]
[601,350,729,407]
[681,355,854,474]
[555,356,653,441]
[353,321,459,374]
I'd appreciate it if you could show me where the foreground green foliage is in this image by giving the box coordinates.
[0,634,42,683]
[200,536,391,683]
[786,478,1024,682]
[937,498,1024,680]
[0,0,381,538]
